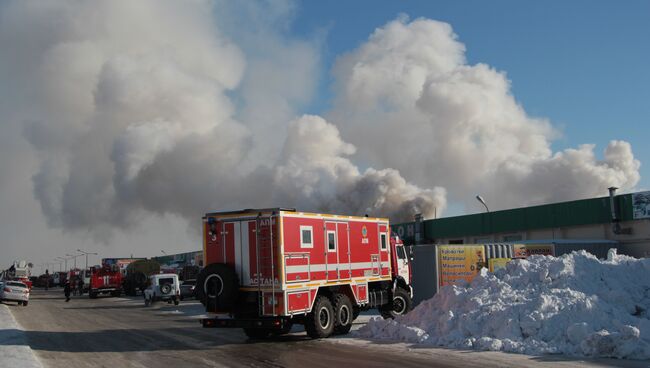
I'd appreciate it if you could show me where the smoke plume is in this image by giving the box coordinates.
[0,1,443,240]
[0,3,640,245]
[329,17,640,210]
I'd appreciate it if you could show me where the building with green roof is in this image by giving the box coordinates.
[393,190,650,258]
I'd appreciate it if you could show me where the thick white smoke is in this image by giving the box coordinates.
[329,17,640,210]
[0,3,640,247]
[0,1,442,241]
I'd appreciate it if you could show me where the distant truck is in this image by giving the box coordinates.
[197,208,413,339]
[89,264,123,298]
[122,259,161,296]
[5,261,33,289]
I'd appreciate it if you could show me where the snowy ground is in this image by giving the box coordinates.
[0,302,43,368]
[357,250,650,361]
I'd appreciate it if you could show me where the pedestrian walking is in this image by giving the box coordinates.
[64,280,71,302]
[77,277,84,295]
[45,269,49,291]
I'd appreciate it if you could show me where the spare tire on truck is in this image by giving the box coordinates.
[196,263,239,312]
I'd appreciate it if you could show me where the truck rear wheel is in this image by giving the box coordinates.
[89,292,97,299]
[332,293,353,335]
[380,287,412,319]
[305,295,335,339]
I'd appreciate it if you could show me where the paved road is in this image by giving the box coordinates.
[6,289,646,368]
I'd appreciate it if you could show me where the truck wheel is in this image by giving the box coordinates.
[305,295,335,339]
[332,294,353,335]
[243,328,271,340]
[89,292,97,299]
[380,287,412,319]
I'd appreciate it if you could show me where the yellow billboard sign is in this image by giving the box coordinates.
[436,245,486,288]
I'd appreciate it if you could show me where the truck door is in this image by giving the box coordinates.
[205,217,223,264]
[394,244,410,282]
[337,222,351,279]
[378,223,390,277]
[324,222,338,281]
[223,222,236,268]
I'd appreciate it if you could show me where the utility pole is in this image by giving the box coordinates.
[77,249,98,270]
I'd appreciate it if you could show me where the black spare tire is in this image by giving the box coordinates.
[196,263,239,311]
[160,283,172,294]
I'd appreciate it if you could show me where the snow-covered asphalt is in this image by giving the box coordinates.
[4,289,649,368]
[0,302,43,368]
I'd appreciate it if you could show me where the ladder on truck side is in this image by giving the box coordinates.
[255,214,276,316]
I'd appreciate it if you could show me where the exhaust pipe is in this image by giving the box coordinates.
[608,187,632,235]
[608,186,618,222]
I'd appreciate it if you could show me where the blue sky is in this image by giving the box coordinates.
[292,0,649,190]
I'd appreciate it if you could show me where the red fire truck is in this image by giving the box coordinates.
[197,208,413,339]
[88,264,123,298]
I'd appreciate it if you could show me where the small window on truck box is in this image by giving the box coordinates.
[300,226,313,248]
[380,233,387,250]
[327,231,336,252]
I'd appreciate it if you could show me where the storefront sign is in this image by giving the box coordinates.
[436,245,486,288]
[633,191,650,219]
[513,244,554,258]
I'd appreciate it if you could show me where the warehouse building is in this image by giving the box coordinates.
[393,189,650,258]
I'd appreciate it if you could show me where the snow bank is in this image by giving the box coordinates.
[0,304,43,368]
[357,250,650,359]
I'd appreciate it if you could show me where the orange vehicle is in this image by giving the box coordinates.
[197,208,413,339]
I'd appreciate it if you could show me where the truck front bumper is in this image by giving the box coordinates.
[201,316,289,329]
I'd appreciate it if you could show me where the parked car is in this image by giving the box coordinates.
[0,281,30,306]
[144,274,180,306]
[179,279,196,301]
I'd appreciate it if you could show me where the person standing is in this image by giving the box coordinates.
[45,269,50,291]
[77,276,84,295]
[64,280,71,302]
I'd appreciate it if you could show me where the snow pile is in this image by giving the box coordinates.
[358,250,650,359]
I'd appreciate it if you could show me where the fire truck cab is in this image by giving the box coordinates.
[197,208,413,339]
[88,264,123,299]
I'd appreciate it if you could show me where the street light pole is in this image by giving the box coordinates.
[66,254,76,269]
[476,195,489,212]
[57,257,68,271]
[77,249,98,270]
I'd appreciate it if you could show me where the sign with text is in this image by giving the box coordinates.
[633,191,650,219]
[436,245,486,288]
[513,244,554,258]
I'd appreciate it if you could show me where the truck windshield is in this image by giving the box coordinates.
[396,246,407,260]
